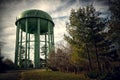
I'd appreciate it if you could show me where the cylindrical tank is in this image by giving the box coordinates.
[15,9,54,34]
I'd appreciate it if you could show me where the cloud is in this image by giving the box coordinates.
[54,20,67,42]
[51,0,75,12]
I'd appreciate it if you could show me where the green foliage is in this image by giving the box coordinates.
[109,0,120,20]
[64,5,107,72]
[65,5,105,44]
[70,47,88,66]
[109,0,120,45]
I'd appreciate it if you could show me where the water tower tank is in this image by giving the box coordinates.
[15,9,54,34]
[15,9,55,69]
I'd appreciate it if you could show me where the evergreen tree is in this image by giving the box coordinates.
[109,0,120,56]
[101,0,120,79]
[64,5,107,72]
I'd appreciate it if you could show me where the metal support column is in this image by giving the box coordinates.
[48,22,51,53]
[34,18,40,68]
[28,33,30,61]
[51,27,54,49]
[15,22,20,67]
[19,28,23,66]
[45,33,47,67]
[25,18,28,69]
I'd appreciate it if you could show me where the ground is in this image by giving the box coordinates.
[0,69,91,80]
[0,70,21,80]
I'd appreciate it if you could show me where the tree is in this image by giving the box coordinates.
[101,0,120,79]
[48,43,72,72]
[109,0,120,55]
[48,50,57,71]
[64,5,107,72]
[2,58,15,70]
[64,7,91,72]
[0,55,5,73]
[0,43,6,72]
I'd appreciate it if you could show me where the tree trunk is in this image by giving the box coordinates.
[86,43,93,71]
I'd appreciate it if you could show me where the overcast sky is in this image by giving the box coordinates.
[0,0,109,61]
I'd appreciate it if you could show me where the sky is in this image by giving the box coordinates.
[0,0,109,61]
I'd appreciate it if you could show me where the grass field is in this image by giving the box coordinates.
[0,69,90,80]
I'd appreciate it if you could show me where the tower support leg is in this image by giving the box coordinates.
[34,18,40,68]
[25,18,28,69]
[15,22,20,68]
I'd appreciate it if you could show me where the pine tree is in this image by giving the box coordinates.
[101,0,120,79]
[64,5,107,72]
[109,0,120,56]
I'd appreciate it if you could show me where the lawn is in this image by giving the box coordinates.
[21,69,90,80]
[0,69,90,80]
[0,71,21,80]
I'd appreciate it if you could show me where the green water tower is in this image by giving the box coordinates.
[15,9,54,69]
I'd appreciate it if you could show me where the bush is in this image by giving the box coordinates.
[87,71,99,79]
